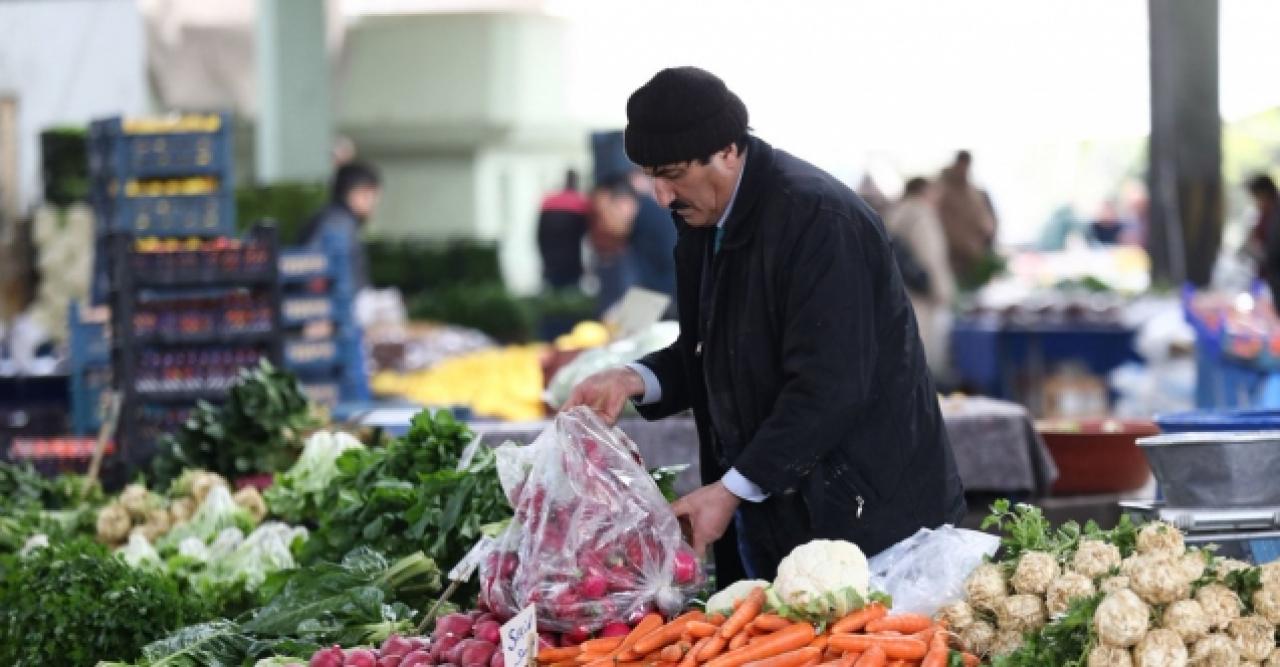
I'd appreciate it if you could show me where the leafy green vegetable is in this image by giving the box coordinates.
[0,461,100,552]
[137,620,256,667]
[297,410,510,603]
[264,430,365,523]
[649,464,689,503]
[1224,567,1265,610]
[152,360,320,486]
[248,547,439,644]
[0,538,212,666]
[981,499,1140,566]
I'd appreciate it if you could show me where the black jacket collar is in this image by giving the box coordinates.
[718,135,774,251]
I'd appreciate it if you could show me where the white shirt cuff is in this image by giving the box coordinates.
[722,468,770,502]
[625,362,663,405]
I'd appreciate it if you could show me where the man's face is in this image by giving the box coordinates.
[348,184,381,222]
[644,146,743,228]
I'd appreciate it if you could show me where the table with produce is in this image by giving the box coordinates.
[3,367,1279,667]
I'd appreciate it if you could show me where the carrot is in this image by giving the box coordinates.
[864,615,932,635]
[709,614,728,626]
[581,637,625,654]
[549,661,579,667]
[731,631,750,651]
[830,604,888,635]
[660,644,687,662]
[837,652,859,667]
[721,587,767,638]
[909,626,939,648]
[742,645,821,667]
[919,632,951,667]
[539,647,583,663]
[688,621,721,639]
[852,645,886,667]
[614,612,664,660]
[680,637,712,667]
[827,635,927,661]
[699,634,730,661]
[817,661,843,667]
[752,615,792,633]
[633,612,706,656]
[808,636,829,652]
[704,623,817,667]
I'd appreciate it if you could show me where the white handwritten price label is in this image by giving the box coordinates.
[501,604,538,667]
[448,536,496,582]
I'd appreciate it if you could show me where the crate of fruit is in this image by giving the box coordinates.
[92,176,234,237]
[88,113,233,181]
[279,249,331,282]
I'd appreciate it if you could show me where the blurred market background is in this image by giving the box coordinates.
[3,0,1280,528]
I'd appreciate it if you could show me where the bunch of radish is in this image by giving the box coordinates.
[306,634,431,667]
[482,414,704,635]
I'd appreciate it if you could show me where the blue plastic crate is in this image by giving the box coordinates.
[70,365,111,435]
[279,249,331,282]
[88,114,233,181]
[68,302,110,370]
[92,188,235,237]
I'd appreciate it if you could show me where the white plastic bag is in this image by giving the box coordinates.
[482,407,702,631]
[868,525,998,617]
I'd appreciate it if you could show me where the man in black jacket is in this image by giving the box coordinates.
[566,67,966,583]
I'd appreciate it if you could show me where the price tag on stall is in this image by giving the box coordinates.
[501,604,538,667]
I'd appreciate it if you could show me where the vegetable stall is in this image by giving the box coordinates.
[2,366,1279,666]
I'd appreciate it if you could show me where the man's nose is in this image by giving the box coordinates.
[652,178,676,208]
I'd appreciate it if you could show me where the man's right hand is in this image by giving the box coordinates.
[563,366,647,425]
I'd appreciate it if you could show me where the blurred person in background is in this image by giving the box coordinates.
[300,160,381,291]
[885,177,955,380]
[536,169,591,290]
[589,175,639,315]
[1088,200,1126,245]
[936,150,997,282]
[1246,174,1280,305]
[627,169,678,308]
[1244,174,1274,277]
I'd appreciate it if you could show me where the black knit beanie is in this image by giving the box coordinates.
[624,66,749,168]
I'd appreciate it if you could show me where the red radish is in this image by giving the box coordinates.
[490,651,505,667]
[445,640,468,665]
[409,638,429,651]
[600,622,631,638]
[311,646,346,667]
[537,633,558,650]
[474,621,501,645]
[563,625,591,646]
[434,614,473,640]
[401,652,433,667]
[457,639,497,667]
[579,571,608,599]
[382,635,415,658]
[475,613,498,627]
[379,657,403,667]
[673,549,698,584]
[344,649,378,667]
[431,635,463,663]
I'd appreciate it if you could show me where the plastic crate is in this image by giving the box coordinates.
[92,189,234,237]
[284,338,339,372]
[70,365,112,435]
[300,381,340,407]
[279,249,331,282]
[8,436,117,477]
[88,113,233,181]
[68,302,111,369]
[282,296,334,327]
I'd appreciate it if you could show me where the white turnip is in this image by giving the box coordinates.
[1132,629,1187,667]
[1190,634,1240,666]
[1162,599,1210,644]
[1094,589,1149,648]
[964,563,1008,612]
[1229,616,1275,661]
[1073,539,1122,579]
[1196,584,1243,631]
[1011,551,1059,595]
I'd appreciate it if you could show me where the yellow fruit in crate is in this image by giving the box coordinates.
[371,344,547,421]
[555,321,610,351]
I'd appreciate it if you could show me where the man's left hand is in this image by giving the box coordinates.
[671,481,741,557]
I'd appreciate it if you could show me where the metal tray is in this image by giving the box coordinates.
[1137,431,1280,508]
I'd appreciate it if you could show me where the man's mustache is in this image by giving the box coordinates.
[669,200,691,212]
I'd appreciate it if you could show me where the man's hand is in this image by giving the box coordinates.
[563,366,646,425]
[671,481,741,557]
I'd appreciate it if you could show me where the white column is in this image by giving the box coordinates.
[255,0,332,183]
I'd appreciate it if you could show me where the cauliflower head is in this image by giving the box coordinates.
[771,539,870,620]
[705,579,771,617]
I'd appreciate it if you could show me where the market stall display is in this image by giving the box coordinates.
[370,344,548,421]
[1184,287,1280,410]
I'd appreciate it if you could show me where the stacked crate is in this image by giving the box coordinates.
[88,113,282,473]
[279,229,369,408]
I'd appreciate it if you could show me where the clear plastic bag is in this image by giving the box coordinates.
[481,406,703,632]
[867,524,999,617]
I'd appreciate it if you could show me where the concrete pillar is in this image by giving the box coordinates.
[1147,0,1222,287]
[255,0,332,183]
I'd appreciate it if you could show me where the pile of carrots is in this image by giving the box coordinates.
[535,588,980,667]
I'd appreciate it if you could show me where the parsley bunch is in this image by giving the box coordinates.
[0,539,212,666]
